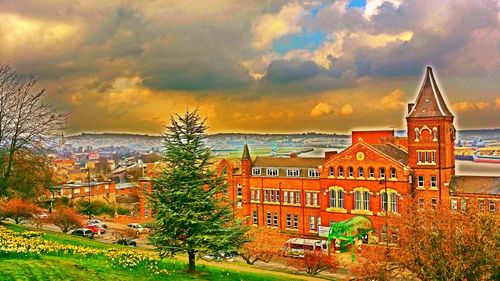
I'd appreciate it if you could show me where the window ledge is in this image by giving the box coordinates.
[326,207,347,213]
[285,228,299,232]
[305,205,320,208]
[351,209,373,216]
[337,176,345,179]
[416,187,425,190]
[417,162,436,166]
[429,187,439,191]
[250,200,260,203]
[263,202,280,205]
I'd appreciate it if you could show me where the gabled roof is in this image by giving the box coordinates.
[450,176,499,196]
[323,140,408,168]
[372,143,409,165]
[252,156,324,168]
[408,66,453,118]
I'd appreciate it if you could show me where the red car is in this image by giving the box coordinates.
[85,224,106,234]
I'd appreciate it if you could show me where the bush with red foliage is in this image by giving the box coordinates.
[0,198,41,224]
[49,207,83,233]
[286,250,339,275]
[239,227,289,265]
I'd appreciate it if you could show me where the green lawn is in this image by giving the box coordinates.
[0,224,293,281]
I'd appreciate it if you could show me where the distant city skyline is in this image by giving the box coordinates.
[0,0,498,134]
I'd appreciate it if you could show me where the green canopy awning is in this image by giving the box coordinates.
[327,216,374,261]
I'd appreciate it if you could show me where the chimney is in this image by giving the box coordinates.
[325,151,338,160]
[407,103,414,114]
[290,152,298,158]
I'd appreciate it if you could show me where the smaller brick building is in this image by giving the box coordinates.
[53,181,117,204]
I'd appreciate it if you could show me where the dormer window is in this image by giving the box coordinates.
[266,168,279,177]
[286,169,300,177]
[308,169,320,178]
[252,168,261,176]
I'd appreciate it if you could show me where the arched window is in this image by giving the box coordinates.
[358,167,364,177]
[237,183,242,197]
[329,166,334,177]
[414,128,420,141]
[348,167,354,177]
[338,167,344,177]
[369,167,375,178]
[354,190,362,209]
[379,168,385,179]
[222,167,227,176]
[390,168,396,179]
[432,127,438,141]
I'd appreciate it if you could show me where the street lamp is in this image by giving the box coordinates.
[82,167,91,220]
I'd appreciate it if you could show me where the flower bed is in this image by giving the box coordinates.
[0,226,169,275]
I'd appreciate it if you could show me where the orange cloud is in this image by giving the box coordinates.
[310,102,332,117]
[380,89,405,109]
[451,101,490,112]
[340,104,353,115]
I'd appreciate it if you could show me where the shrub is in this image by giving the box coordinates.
[1,198,41,224]
[49,207,83,233]
[286,250,339,275]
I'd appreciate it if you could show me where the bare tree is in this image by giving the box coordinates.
[0,63,67,196]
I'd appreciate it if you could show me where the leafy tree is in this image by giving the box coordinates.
[350,201,500,280]
[0,198,41,224]
[150,110,248,273]
[7,151,54,199]
[49,206,83,233]
[286,250,339,275]
[240,227,288,265]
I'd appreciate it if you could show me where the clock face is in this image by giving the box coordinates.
[356,152,365,161]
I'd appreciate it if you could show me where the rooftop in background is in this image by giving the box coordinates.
[450,176,499,196]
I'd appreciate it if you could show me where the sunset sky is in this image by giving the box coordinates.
[0,0,498,135]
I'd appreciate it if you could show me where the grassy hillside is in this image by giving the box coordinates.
[0,224,294,281]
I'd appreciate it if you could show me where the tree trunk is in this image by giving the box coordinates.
[188,250,196,273]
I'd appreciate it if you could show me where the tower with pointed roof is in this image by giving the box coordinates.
[407,67,455,205]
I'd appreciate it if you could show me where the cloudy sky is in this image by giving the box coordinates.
[0,0,498,134]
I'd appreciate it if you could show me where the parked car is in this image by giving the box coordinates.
[127,223,147,234]
[85,224,106,234]
[87,219,107,229]
[113,238,137,247]
[71,228,94,239]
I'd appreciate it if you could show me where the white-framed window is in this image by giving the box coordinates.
[266,212,272,226]
[479,199,485,211]
[253,211,258,225]
[104,185,109,190]
[431,151,436,163]
[273,213,278,226]
[74,189,80,194]
[84,187,90,193]
[266,168,279,176]
[348,167,354,177]
[489,201,496,212]
[293,214,299,229]
[237,183,242,197]
[461,199,467,211]
[252,168,261,176]
[308,169,320,178]
[358,167,364,177]
[264,189,279,203]
[329,167,334,177]
[286,214,292,228]
[305,192,319,206]
[369,168,374,178]
[286,169,300,177]
[418,176,424,188]
[379,168,385,179]
[338,167,344,177]
[329,189,344,209]
[354,189,370,211]
[390,168,396,179]
[430,176,437,188]
[433,127,438,141]
[380,190,398,213]
[417,150,436,164]
[250,188,260,202]
[284,190,300,204]
[309,216,315,230]
[222,167,228,176]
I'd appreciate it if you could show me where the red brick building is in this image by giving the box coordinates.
[137,67,499,242]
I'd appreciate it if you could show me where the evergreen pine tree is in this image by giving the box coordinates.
[150,110,248,273]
